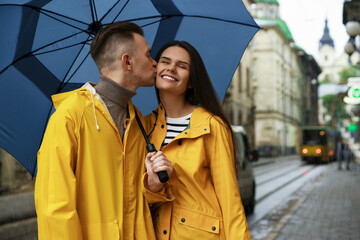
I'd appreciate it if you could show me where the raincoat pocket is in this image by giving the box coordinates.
[82,221,120,240]
[175,207,220,239]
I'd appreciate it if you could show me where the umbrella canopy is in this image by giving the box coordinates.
[0,0,259,176]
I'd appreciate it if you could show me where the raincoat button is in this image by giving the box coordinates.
[184,132,188,134]
[178,140,182,145]
[163,230,167,234]
[161,124,164,128]
[204,128,207,131]
[181,218,185,222]
[212,226,216,231]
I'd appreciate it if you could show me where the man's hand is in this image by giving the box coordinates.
[145,151,173,192]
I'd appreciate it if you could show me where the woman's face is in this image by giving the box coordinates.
[156,46,191,96]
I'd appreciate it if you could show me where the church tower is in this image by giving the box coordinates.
[318,19,336,70]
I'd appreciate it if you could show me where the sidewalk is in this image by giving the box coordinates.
[270,163,360,240]
[0,192,37,239]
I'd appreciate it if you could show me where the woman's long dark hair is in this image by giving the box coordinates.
[155,41,240,167]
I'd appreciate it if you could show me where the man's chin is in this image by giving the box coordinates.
[144,78,156,87]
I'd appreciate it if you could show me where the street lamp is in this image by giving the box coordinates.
[343,0,360,58]
[344,20,360,56]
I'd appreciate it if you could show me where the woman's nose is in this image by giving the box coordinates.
[168,63,176,72]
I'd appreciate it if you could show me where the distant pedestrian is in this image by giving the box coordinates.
[336,137,343,170]
[344,144,351,170]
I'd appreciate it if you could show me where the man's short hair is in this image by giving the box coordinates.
[90,21,144,71]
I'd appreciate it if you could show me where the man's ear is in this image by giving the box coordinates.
[121,53,132,70]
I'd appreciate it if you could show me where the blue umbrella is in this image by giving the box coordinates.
[0,0,259,176]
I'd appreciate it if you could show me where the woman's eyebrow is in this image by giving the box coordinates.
[160,56,190,65]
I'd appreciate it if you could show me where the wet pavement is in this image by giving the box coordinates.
[0,192,37,239]
[250,162,360,240]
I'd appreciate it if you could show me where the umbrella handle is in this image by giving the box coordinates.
[135,110,169,183]
[146,143,169,183]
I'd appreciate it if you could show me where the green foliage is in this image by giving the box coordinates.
[339,65,358,84]
[319,76,331,84]
[322,94,348,127]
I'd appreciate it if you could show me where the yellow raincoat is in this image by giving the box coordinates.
[144,105,251,240]
[35,83,164,240]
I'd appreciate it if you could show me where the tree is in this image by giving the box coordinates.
[339,65,358,84]
[319,75,331,84]
[322,94,348,127]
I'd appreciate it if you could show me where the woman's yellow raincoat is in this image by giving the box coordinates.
[144,105,251,240]
[35,83,168,239]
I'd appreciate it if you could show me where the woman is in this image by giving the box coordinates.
[144,41,251,239]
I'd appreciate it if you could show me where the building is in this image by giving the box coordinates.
[298,50,322,126]
[224,0,322,155]
[252,0,304,155]
[318,19,352,84]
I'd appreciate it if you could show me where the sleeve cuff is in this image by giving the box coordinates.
[142,173,174,204]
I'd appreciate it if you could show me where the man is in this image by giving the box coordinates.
[35,21,172,239]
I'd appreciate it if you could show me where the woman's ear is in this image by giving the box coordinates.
[121,53,132,70]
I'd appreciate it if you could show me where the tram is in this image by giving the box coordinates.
[300,126,336,163]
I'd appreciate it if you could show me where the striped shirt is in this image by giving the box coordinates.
[162,113,192,149]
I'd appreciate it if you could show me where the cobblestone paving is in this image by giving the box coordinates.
[275,163,360,240]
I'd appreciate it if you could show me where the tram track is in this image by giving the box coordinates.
[255,164,317,204]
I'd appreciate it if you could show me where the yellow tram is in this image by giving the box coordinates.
[300,126,336,163]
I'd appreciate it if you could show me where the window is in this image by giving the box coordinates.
[246,67,250,96]
[238,63,242,93]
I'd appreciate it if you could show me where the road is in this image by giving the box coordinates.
[247,155,360,240]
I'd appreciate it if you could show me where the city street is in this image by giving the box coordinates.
[248,155,360,240]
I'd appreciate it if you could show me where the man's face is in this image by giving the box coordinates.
[132,33,157,87]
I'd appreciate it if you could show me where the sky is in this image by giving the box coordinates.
[277,0,349,61]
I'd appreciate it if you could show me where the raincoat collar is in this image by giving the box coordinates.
[156,104,211,140]
[51,82,137,133]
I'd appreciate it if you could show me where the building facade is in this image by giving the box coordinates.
[224,0,320,155]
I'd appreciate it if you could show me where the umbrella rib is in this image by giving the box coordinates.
[61,50,92,91]
[98,0,126,23]
[39,10,88,33]
[33,40,88,57]
[0,4,89,26]
[110,0,130,24]
[139,16,172,28]
[89,0,98,23]
[59,35,92,90]
[92,0,99,22]
[0,32,85,74]
[165,15,260,29]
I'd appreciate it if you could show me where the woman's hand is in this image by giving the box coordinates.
[145,151,173,192]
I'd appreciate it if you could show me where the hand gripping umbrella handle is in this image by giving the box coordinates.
[146,143,169,183]
[135,110,169,183]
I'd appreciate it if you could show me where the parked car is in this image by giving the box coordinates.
[231,125,257,215]
[257,145,280,158]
